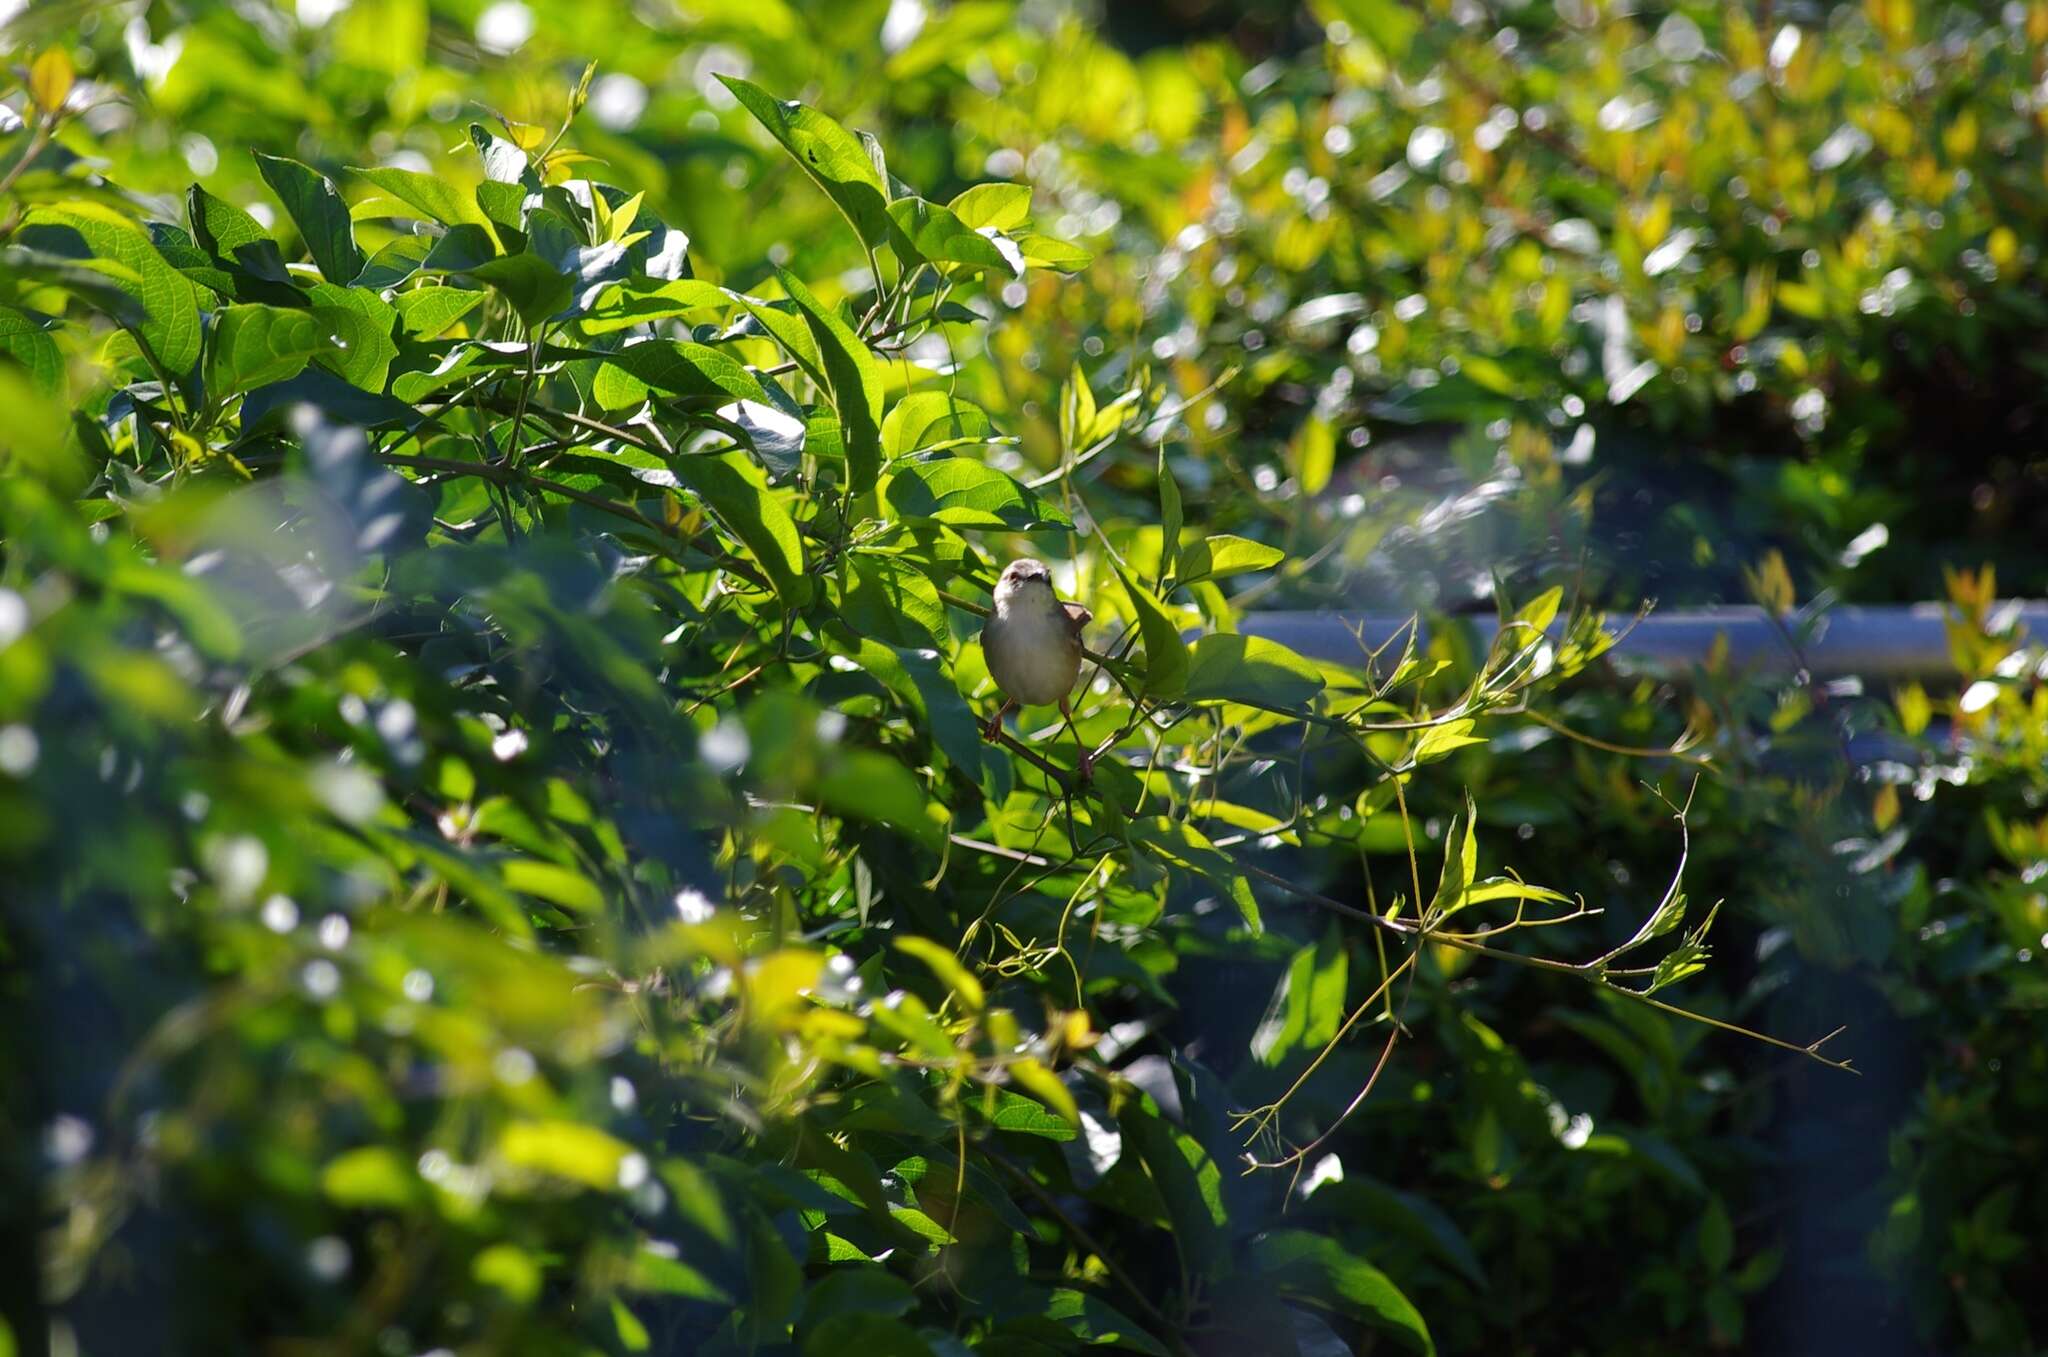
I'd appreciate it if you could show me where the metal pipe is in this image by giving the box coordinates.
[1239,602,2048,681]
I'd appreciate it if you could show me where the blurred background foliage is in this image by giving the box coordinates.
[5,0,2047,1354]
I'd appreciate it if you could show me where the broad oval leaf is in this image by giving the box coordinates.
[1128,816,1259,932]
[468,253,573,328]
[672,450,811,606]
[253,152,366,285]
[205,303,335,399]
[1178,533,1284,584]
[883,457,1070,531]
[593,339,767,410]
[947,182,1033,232]
[880,391,993,458]
[887,197,1017,274]
[1251,1230,1435,1356]
[19,204,203,376]
[1183,634,1324,710]
[0,306,64,395]
[1113,565,1190,701]
[773,269,883,494]
[840,556,945,648]
[718,76,893,250]
[348,165,502,252]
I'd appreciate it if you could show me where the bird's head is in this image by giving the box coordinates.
[995,558,1055,604]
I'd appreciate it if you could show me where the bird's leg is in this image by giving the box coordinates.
[1059,695,1092,783]
[983,697,1014,742]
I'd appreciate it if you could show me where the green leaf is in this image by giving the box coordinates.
[818,751,942,847]
[1183,634,1324,710]
[501,858,604,913]
[947,182,1033,232]
[1251,923,1347,1066]
[893,936,984,1011]
[881,391,993,458]
[1291,413,1336,497]
[1253,1230,1434,1355]
[1438,876,1572,926]
[1177,534,1283,584]
[348,165,502,251]
[254,152,367,285]
[1009,1056,1079,1128]
[497,1119,631,1190]
[983,1088,1078,1140]
[1113,565,1189,701]
[1061,362,1097,455]
[883,458,1071,531]
[890,651,982,779]
[472,1243,542,1304]
[204,303,334,400]
[19,205,203,376]
[718,76,893,250]
[672,450,811,606]
[393,285,484,339]
[593,340,766,410]
[187,185,292,283]
[1412,717,1486,763]
[354,235,433,290]
[581,278,728,334]
[1298,1177,1486,1288]
[887,197,1017,273]
[1015,232,1092,272]
[1602,827,1691,965]
[0,307,63,396]
[0,245,148,327]
[1508,584,1564,638]
[1643,902,1720,994]
[468,253,572,328]
[1129,817,1259,932]
[1124,1108,1228,1279]
[733,294,824,387]
[802,1315,936,1356]
[1425,794,1478,923]
[320,1146,419,1208]
[1700,1198,1734,1272]
[1157,445,1183,586]
[1314,0,1422,58]
[841,556,946,648]
[798,1268,915,1333]
[306,283,398,391]
[1044,1290,1171,1356]
[613,1298,650,1352]
[773,269,883,493]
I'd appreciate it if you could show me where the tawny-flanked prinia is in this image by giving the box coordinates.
[981,559,1094,778]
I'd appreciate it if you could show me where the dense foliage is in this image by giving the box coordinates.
[4,2,2044,1356]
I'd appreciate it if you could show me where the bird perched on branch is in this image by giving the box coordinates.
[982,558,1094,779]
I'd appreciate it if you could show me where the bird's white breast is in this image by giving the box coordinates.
[984,586,1082,706]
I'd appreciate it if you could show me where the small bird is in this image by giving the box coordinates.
[982,558,1094,778]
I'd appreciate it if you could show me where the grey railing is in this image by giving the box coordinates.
[1240,602,2048,682]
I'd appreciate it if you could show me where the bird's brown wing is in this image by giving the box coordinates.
[1062,601,1092,641]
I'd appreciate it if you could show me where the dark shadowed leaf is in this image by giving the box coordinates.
[254,152,366,285]
[1252,1230,1434,1356]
